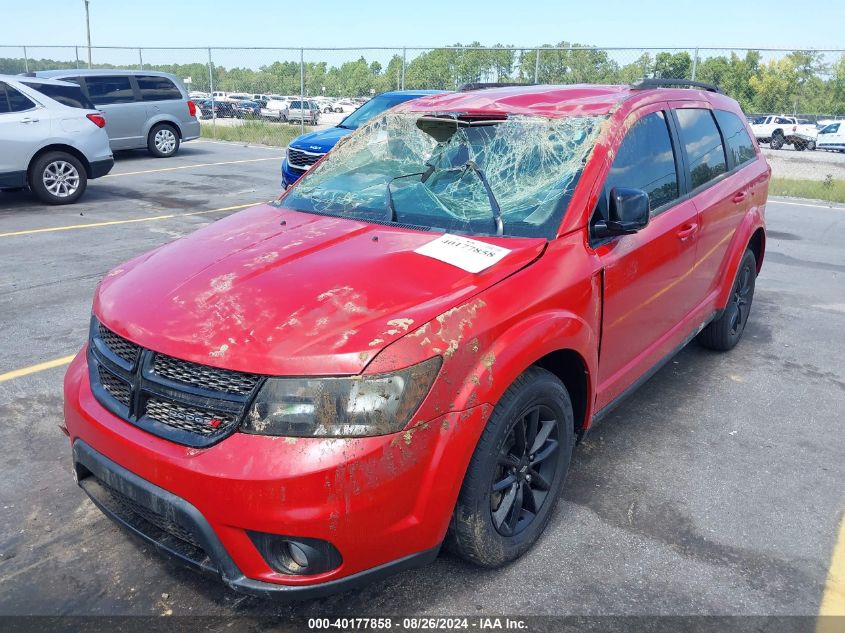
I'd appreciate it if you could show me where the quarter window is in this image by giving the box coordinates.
[714,110,756,168]
[604,111,680,214]
[84,76,135,104]
[136,75,182,101]
[22,81,94,109]
[675,108,727,190]
[0,82,36,113]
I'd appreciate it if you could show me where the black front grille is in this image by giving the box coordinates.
[98,322,140,366]
[144,398,239,436]
[89,318,264,448]
[153,353,260,395]
[97,365,131,408]
[287,147,323,169]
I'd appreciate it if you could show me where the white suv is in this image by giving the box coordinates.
[0,75,113,204]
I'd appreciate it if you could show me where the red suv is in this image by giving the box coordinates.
[63,80,768,597]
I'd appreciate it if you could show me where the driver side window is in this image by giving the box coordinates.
[602,111,680,219]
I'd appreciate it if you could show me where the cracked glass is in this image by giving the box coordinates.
[276,111,607,239]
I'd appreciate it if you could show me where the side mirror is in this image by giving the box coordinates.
[594,187,650,238]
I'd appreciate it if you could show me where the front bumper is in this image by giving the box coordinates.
[281,159,307,188]
[64,350,486,597]
[73,439,440,598]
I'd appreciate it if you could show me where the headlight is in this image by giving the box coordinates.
[242,357,441,438]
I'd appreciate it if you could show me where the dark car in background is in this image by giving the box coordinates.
[234,100,261,118]
[196,99,236,119]
[281,89,445,187]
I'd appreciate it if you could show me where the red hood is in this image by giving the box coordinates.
[94,204,545,375]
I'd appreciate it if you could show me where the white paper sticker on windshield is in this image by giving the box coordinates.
[414,234,511,273]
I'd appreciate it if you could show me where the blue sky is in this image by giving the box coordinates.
[3,0,842,49]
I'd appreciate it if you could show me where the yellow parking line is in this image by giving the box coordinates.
[819,515,845,627]
[0,354,76,383]
[0,202,260,238]
[103,156,283,178]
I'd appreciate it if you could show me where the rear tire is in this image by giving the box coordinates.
[148,123,180,158]
[28,151,87,205]
[698,249,756,351]
[446,366,574,567]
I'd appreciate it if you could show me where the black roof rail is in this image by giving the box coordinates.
[457,82,535,92]
[631,78,723,94]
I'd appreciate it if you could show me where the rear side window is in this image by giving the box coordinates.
[0,82,36,113]
[604,111,680,214]
[675,108,727,190]
[714,110,756,168]
[22,81,94,109]
[85,76,135,104]
[136,75,182,101]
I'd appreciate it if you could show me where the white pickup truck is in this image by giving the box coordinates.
[749,115,818,150]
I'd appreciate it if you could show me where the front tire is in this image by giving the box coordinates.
[29,151,87,205]
[446,366,574,567]
[770,132,784,150]
[148,123,180,158]
[698,249,757,351]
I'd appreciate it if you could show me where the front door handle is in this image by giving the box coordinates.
[20,117,39,124]
[677,223,698,240]
[732,191,747,204]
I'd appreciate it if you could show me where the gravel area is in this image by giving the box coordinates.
[762,146,845,181]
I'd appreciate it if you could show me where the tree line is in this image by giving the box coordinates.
[3,43,844,115]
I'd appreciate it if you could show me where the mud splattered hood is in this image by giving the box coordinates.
[94,204,545,376]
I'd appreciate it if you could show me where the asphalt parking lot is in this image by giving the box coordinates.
[0,140,843,623]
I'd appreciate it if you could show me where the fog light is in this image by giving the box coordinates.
[287,542,309,568]
[248,531,342,576]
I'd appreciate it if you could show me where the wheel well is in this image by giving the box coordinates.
[150,120,182,139]
[28,145,92,179]
[749,227,765,273]
[533,349,589,438]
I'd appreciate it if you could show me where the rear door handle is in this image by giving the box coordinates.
[732,191,747,203]
[20,117,39,123]
[677,223,698,240]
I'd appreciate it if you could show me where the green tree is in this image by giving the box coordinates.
[653,51,692,79]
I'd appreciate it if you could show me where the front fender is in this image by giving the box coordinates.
[368,255,600,428]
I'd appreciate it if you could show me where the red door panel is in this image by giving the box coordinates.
[595,197,699,409]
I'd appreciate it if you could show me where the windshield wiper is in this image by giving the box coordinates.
[461,160,504,237]
[385,172,426,223]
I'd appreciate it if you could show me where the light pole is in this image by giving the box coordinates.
[84,0,92,68]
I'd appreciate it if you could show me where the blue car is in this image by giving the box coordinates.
[281,90,445,188]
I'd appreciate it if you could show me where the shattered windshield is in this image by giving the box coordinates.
[276,111,606,238]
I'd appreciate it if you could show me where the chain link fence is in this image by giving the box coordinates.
[3,45,844,146]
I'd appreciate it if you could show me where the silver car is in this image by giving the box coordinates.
[32,69,201,158]
[0,74,113,204]
[286,100,320,125]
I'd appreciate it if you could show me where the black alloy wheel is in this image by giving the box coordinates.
[491,404,561,536]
